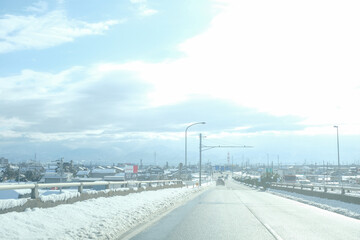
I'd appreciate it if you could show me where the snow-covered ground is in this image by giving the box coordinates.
[268,188,360,219]
[0,184,211,239]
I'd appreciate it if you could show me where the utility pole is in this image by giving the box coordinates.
[323,160,325,185]
[232,156,234,177]
[60,158,64,193]
[198,135,253,186]
[18,165,20,184]
[242,154,244,169]
[154,152,157,166]
[199,133,202,186]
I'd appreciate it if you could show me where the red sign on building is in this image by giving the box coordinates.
[125,164,138,173]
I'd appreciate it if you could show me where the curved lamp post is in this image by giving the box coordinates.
[185,122,206,167]
[334,125,341,186]
[334,126,340,169]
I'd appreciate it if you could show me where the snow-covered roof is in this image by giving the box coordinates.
[91,169,116,174]
[113,166,124,171]
[9,165,19,170]
[104,174,125,181]
[76,170,90,176]
[72,178,103,182]
[43,172,72,178]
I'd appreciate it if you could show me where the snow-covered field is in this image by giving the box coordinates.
[268,188,360,219]
[0,184,210,239]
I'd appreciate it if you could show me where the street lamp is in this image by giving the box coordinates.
[185,122,206,167]
[334,126,341,184]
[334,126,340,169]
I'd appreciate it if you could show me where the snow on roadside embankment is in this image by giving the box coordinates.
[268,188,360,219]
[0,184,210,240]
[0,188,131,210]
[0,198,28,210]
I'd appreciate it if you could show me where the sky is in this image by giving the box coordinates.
[0,0,360,166]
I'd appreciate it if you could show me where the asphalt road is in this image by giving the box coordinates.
[126,180,360,240]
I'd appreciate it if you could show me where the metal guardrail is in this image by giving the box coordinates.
[0,180,183,199]
[271,182,360,195]
[232,174,360,196]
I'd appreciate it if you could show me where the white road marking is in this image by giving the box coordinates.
[264,223,284,240]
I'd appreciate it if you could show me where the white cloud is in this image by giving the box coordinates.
[98,0,360,134]
[0,117,33,130]
[0,10,120,53]
[2,0,360,150]
[0,63,156,141]
[130,0,158,17]
[0,66,86,102]
[130,0,146,3]
[139,6,158,17]
[25,1,48,13]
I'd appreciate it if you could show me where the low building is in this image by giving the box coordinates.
[76,170,90,178]
[0,157,9,168]
[148,166,163,175]
[104,173,125,181]
[40,172,73,183]
[90,168,116,178]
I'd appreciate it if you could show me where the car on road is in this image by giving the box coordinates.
[216,177,225,186]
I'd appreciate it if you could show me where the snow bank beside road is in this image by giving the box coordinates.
[0,198,27,211]
[0,186,136,210]
[0,185,210,239]
[268,189,360,219]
